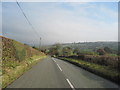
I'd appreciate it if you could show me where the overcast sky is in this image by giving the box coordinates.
[2,2,118,46]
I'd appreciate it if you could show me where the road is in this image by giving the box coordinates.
[7,56,119,88]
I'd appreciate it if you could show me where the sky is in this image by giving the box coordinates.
[2,2,118,46]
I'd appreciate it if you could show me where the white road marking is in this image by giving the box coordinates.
[53,58,75,89]
[52,58,56,63]
[54,60,56,63]
[57,64,62,71]
[66,79,75,90]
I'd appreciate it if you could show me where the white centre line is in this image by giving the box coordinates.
[57,64,62,71]
[54,60,56,63]
[66,79,75,90]
[52,58,56,63]
[53,58,75,90]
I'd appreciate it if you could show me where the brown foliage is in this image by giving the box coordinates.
[97,49,106,55]
[63,54,119,71]
[83,55,119,70]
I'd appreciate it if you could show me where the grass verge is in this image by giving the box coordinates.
[57,57,120,85]
[2,55,47,88]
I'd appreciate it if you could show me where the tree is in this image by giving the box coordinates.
[97,49,106,55]
[73,48,80,55]
[49,43,62,56]
[54,43,61,50]
[104,47,113,53]
[62,46,73,56]
[49,47,57,56]
[41,49,49,55]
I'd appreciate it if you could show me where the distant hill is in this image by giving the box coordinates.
[60,42,118,52]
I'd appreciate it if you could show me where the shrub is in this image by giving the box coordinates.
[97,49,106,55]
[63,55,119,71]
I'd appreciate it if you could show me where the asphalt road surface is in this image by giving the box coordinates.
[7,56,119,88]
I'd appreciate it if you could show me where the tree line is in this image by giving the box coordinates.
[40,43,118,57]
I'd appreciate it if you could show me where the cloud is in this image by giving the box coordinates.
[2,0,119,2]
[2,2,118,45]
[99,5,118,20]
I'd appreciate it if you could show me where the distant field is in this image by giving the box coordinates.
[61,42,118,52]
[43,42,118,56]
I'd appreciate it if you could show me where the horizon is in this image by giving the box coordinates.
[0,35,118,47]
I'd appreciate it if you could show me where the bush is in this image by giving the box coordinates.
[97,49,106,55]
[62,55,119,71]
[104,47,113,53]
[58,57,120,84]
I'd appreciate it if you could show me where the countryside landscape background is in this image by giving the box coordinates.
[1,1,119,89]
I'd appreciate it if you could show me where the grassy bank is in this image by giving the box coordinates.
[2,55,47,88]
[57,57,120,84]
[1,36,47,88]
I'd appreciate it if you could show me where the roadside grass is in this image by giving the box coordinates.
[2,55,47,88]
[57,57,120,84]
[12,40,26,61]
[1,36,47,88]
[107,54,118,57]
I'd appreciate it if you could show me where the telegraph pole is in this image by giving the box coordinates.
[39,37,42,51]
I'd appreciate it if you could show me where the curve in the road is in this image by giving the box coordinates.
[7,56,119,89]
